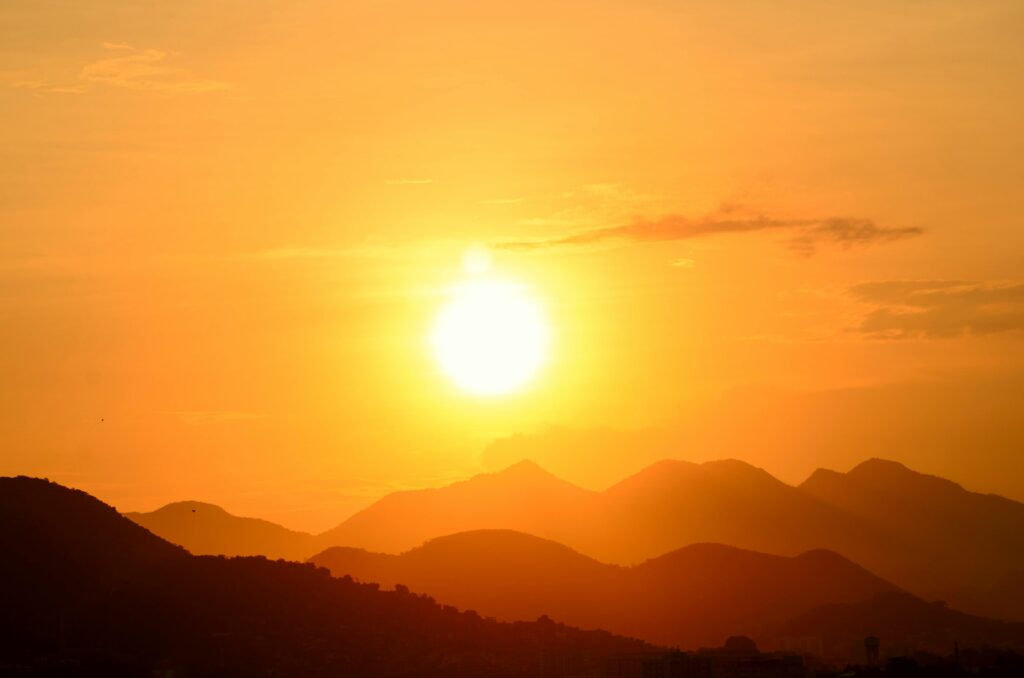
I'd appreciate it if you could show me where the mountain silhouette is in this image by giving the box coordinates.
[800,458,1024,619]
[574,458,885,565]
[125,500,316,560]
[310,529,900,649]
[128,457,1024,620]
[317,457,1024,620]
[317,460,593,554]
[1,476,187,612]
[1,476,653,676]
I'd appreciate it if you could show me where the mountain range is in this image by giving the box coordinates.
[125,457,1024,620]
[310,529,900,649]
[125,500,317,561]
[0,476,652,676]
[7,474,1024,671]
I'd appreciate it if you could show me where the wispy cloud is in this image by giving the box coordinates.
[495,208,921,255]
[80,43,227,93]
[850,280,1024,338]
[9,79,87,94]
[6,43,226,95]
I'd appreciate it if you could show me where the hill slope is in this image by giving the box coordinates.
[318,458,1024,619]
[317,460,594,554]
[1,476,652,676]
[128,457,1024,620]
[125,500,316,560]
[800,458,1024,618]
[310,529,899,649]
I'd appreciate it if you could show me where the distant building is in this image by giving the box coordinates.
[864,636,880,667]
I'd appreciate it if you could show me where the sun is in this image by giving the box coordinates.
[431,254,550,396]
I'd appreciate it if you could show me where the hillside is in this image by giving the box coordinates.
[125,500,316,561]
[311,529,899,649]
[316,460,594,554]
[129,457,1024,620]
[0,476,653,676]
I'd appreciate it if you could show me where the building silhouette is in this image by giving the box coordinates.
[864,636,880,667]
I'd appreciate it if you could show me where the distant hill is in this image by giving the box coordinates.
[1,476,652,676]
[315,458,896,568]
[310,529,899,649]
[128,457,1024,620]
[316,458,1024,620]
[574,458,887,565]
[800,458,1024,619]
[125,500,316,561]
[316,460,594,554]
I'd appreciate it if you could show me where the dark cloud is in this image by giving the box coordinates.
[850,280,1024,338]
[496,212,921,255]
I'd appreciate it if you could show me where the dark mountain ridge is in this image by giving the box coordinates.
[126,456,1024,620]
[125,500,316,561]
[1,476,652,676]
[310,529,900,649]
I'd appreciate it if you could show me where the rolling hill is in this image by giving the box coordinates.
[316,459,593,554]
[310,529,900,649]
[127,457,1024,620]
[316,458,1024,619]
[800,458,1024,619]
[1,476,653,676]
[125,500,316,561]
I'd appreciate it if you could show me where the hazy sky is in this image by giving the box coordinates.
[3,0,1023,530]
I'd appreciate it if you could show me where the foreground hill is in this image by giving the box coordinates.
[1,476,652,676]
[311,529,900,649]
[125,501,316,561]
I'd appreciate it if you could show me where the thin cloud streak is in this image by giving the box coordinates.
[80,43,227,93]
[496,212,922,255]
[850,280,1024,339]
[6,43,227,95]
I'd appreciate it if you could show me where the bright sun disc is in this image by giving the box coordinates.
[432,279,549,396]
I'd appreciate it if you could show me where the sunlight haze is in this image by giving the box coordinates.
[2,0,1023,532]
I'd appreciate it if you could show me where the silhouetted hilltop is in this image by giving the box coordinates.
[322,457,1024,620]
[310,529,899,649]
[128,458,1024,621]
[1,476,186,612]
[317,460,594,554]
[582,457,882,565]
[125,500,315,560]
[0,476,653,676]
[801,458,1024,619]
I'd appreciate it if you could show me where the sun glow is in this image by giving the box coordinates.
[432,256,550,396]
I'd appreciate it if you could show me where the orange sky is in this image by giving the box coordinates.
[2,0,1023,530]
